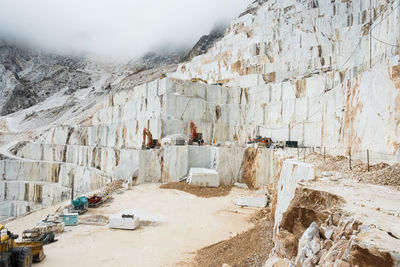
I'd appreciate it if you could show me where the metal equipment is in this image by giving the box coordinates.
[286,141,298,148]
[190,78,208,84]
[142,128,160,149]
[189,120,204,145]
[252,136,273,147]
[0,224,46,266]
[88,194,110,208]
[71,196,88,214]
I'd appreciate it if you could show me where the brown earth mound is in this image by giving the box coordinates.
[248,207,271,224]
[194,214,273,267]
[160,182,232,198]
[241,148,258,189]
[104,179,124,195]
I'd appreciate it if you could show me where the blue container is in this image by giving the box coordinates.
[62,213,79,226]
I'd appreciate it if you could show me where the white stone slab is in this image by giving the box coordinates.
[273,160,315,236]
[234,196,268,208]
[234,182,249,189]
[109,213,140,230]
[187,168,219,188]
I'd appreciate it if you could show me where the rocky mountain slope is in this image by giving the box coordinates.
[187,22,228,60]
[0,41,94,116]
[0,31,223,119]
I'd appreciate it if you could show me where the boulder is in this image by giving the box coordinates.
[109,213,140,230]
[234,196,268,208]
[187,168,219,187]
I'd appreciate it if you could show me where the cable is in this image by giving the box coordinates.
[370,0,400,47]
[337,37,364,70]
[370,0,400,31]
[371,35,400,47]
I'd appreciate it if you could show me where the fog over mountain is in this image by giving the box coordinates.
[0,0,250,61]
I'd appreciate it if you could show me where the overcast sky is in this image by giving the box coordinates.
[0,0,250,60]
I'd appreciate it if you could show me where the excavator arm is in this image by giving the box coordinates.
[142,128,160,149]
[190,120,197,140]
[143,128,153,148]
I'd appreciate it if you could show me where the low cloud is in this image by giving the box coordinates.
[0,0,250,60]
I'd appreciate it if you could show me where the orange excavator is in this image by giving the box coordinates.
[142,128,160,149]
[189,120,204,145]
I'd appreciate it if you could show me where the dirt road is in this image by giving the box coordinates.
[7,184,257,267]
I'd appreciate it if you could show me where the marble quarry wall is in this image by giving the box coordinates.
[2,0,400,220]
[1,142,287,219]
[172,0,400,160]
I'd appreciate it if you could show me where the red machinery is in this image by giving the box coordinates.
[189,120,204,145]
[142,128,160,149]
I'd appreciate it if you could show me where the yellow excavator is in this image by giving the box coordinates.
[190,78,208,84]
[0,224,45,267]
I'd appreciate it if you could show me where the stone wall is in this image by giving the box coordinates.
[171,0,400,158]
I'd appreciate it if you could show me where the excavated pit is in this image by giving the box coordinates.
[275,187,344,259]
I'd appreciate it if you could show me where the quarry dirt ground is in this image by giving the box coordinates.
[193,208,273,267]
[160,182,232,198]
[6,184,261,267]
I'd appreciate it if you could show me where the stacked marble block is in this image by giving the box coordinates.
[171,0,400,155]
[14,142,277,187]
[0,157,109,220]
[88,78,275,147]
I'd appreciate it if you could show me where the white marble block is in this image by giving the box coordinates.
[187,168,219,188]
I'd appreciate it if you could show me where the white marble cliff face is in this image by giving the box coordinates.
[172,0,400,158]
[2,0,400,220]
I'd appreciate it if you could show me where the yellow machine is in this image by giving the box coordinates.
[0,224,45,267]
[190,78,208,84]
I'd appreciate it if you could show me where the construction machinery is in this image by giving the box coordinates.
[0,224,45,267]
[272,141,286,149]
[189,121,204,145]
[22,230,56,246]
[142,128,160,149]
[71,196,88,214]
[250,136,273,147]
[190,78,208,84]
[88,194,111,208]
[285,141,298,148]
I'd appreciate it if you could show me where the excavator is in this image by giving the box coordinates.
[250,136,273,148]
[189,120,204,145]
[190,78,208,84]
[142,128,160,149]
[0,224,45,267]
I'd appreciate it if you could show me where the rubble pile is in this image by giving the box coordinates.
[351,163,400,189]
[270,185,397,266]
[195,212,274,267]
[104,179,124,195]
[310,153,400,190]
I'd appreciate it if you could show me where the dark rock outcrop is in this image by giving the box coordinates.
[0,41,92,115]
